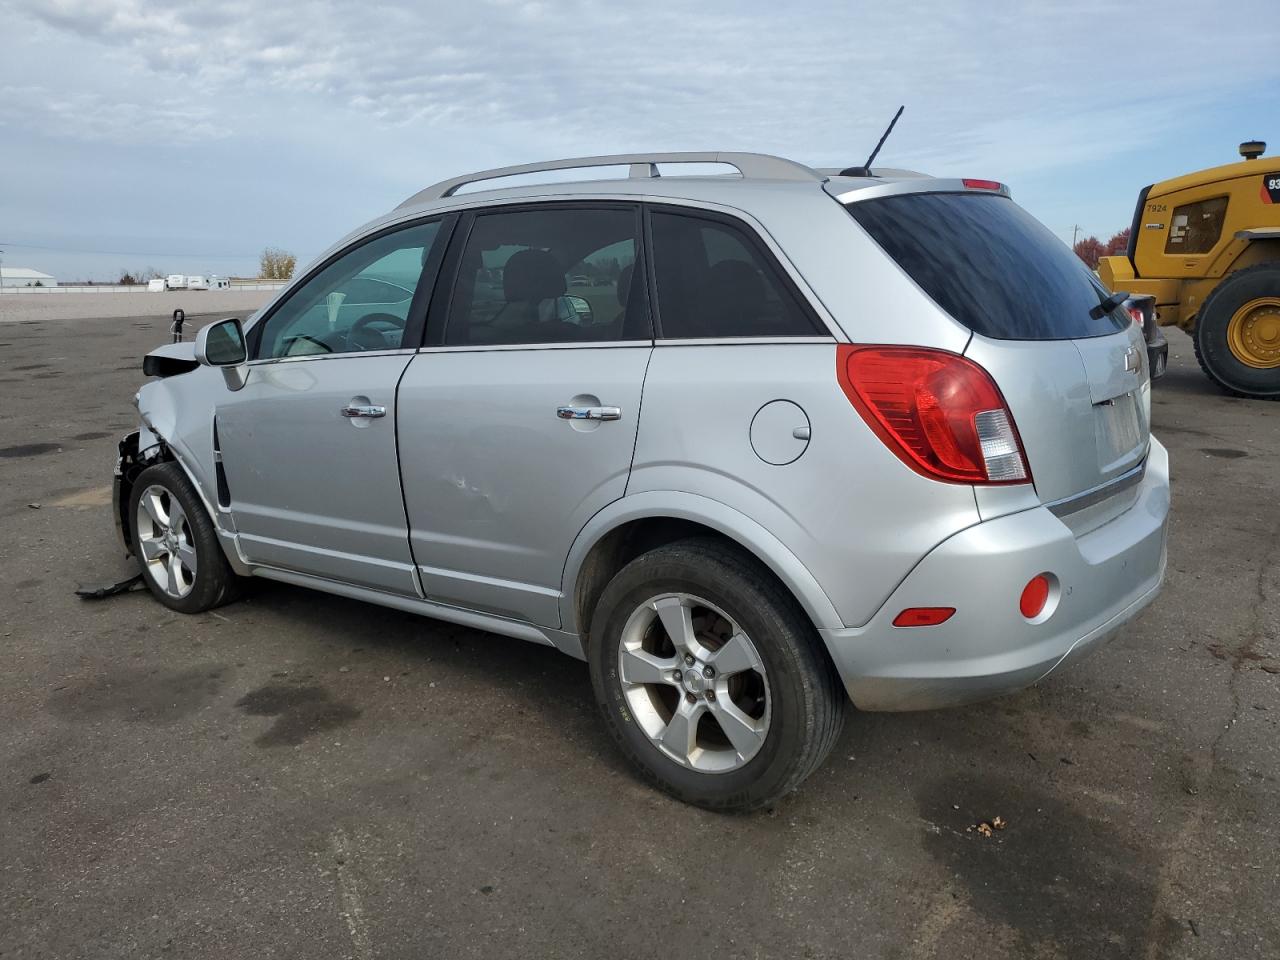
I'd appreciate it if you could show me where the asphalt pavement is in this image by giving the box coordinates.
[1,313,1277,959]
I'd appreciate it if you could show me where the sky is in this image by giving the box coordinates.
[1,0,1277,282]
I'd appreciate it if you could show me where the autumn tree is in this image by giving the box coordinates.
[1073,235,1106,269]
[259,247,297,280]
[1105,227,1131,256]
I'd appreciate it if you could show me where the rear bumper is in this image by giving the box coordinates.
[820,438,1170,711]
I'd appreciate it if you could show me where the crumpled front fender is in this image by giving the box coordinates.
[112,426,167,556]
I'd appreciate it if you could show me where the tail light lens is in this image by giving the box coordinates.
[837,345,1031,485]
[1126,305,1145,330]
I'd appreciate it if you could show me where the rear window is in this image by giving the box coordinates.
[845,192,1129,340]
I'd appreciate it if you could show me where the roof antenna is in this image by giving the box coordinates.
[839,105,905,178]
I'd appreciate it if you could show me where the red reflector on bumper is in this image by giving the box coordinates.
[892,607,956,627]
[1020,575,1051,619]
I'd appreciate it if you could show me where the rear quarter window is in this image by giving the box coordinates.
[650,210,822,339]
[846,192,1129,340]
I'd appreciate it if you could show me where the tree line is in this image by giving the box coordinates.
[112,247,298,285]
[1073,228,1131,270]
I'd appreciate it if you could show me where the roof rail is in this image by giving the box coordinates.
[397,152,823,208]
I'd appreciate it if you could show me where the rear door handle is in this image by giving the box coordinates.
[557,405,622,421]
[341,403,387,419]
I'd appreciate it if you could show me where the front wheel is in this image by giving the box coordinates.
[1193,263,1280,399]
[588,538,846,811]
[129,461,241,613]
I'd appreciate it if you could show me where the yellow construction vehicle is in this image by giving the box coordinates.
[1099,140,1280,399]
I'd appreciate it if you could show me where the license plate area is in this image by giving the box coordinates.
[1095,391,1147,473]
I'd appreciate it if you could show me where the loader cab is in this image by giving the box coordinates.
[1097,141,1280,399]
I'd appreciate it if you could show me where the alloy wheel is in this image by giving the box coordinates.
[135,484,198,599]
[617,593,771,773]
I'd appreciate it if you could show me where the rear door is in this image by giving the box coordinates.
[397,202,652,627]
[845,190,1150,512]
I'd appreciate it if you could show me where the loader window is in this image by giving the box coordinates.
[1164,196,1228,255]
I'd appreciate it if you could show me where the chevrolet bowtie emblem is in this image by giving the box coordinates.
[1124,346,1140,373]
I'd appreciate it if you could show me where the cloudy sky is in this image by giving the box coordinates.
[2,0,1277,281]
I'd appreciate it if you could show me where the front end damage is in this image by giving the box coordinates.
[113,426,169,557]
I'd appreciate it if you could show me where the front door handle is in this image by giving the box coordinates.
[557,405,622,421]
[341,403,387,419]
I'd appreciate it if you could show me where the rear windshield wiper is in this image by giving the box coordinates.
[1090,291,1128,321]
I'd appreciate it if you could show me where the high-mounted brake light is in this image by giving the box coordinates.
[962,178,1003,191]
[836,345,1031,485]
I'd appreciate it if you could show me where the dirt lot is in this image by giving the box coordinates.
[1,314,1277,960]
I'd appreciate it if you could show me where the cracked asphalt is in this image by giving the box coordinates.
[0,310,1277,959]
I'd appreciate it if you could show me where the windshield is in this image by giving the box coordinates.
[845,192,1129,340]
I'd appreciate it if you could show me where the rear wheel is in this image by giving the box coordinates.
[588,538,845,811]
[1193,263,1280,399]
[129,462,241,613]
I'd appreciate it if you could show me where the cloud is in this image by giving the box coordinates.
[0,83,230,144]
[4,0,1279,277]
[12,0,1274,170]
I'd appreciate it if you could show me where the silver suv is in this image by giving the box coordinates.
[114,152,1170,810]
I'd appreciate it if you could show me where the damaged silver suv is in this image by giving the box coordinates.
[115,152,1169,810]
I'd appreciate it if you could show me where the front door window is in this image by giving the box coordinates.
[255,221,442,359]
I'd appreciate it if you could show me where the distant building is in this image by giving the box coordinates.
[0,267,57,287]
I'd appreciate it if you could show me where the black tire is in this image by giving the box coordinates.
[128,461,241,613]
[588,537,846,811]
[1192,262,1280,400]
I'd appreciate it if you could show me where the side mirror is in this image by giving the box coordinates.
[195,318,247,366]
[562,295,594,326]
[195,318,248,390]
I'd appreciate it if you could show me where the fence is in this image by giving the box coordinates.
[0,281,289,294]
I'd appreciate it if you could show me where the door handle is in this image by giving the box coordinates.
[341,403,387,419]
[557,405,622,421]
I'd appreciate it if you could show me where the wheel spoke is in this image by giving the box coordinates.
[168,552,185,589]
[168,498,188,533]
[138,536,166,562]
[620,647,677,686]
[659,700,704,763]
[708,631,760,678]
[710,697,766,759]
[176,541,198,574]
[141,490,167,531]
[653,596,696,654]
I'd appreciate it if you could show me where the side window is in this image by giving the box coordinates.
[650,211,820,339]
[444,206,645,346]
[1164,196,1228,255]
[254,221,441,360]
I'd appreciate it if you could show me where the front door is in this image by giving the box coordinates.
[397,203,652,625]
[216,218,450,595]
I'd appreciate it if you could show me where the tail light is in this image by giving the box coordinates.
[1126,305,1145,330]
[837,345,1031,485]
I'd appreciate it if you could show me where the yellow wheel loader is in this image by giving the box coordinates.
[1099,141,1280,399]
